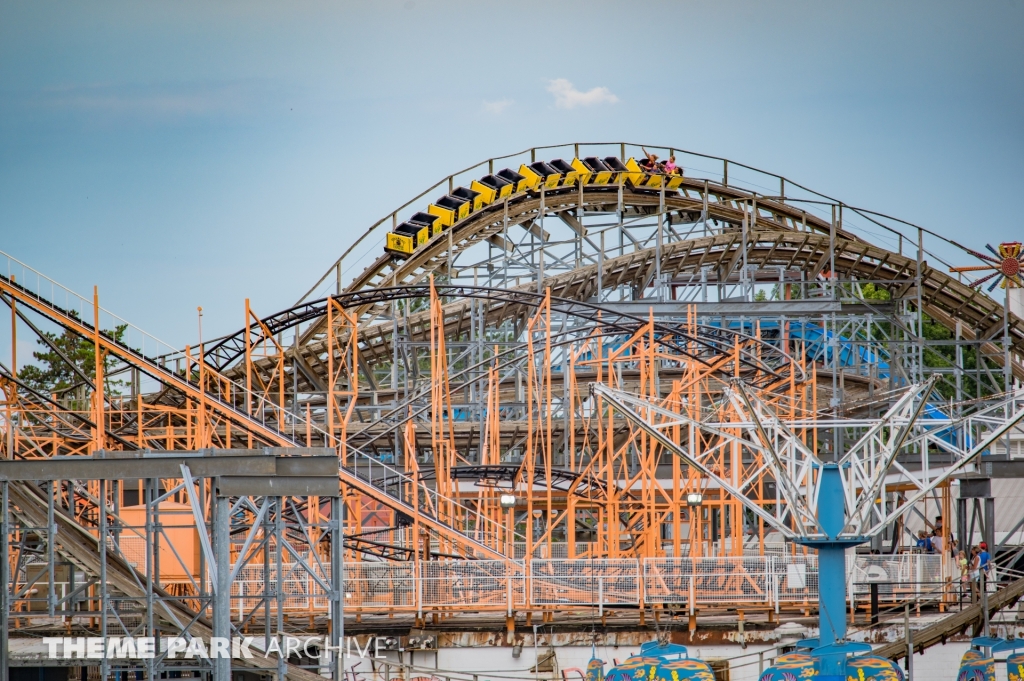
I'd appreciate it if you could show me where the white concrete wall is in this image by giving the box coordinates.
[370,643,979,681]
[906,642,971,681]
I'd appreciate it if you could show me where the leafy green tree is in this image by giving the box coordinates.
[859,282,889,301]
[19,322,128,395]
[753,285,780,302]
[852,282,999,400]
[919,312,998,399]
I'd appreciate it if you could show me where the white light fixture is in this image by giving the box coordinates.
[499,493,517,508]
[686,493,703,507]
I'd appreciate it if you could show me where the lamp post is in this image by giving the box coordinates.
[500,493,516,556]
[688,493,704,557]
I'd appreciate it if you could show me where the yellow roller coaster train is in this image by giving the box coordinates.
[384,156,684,257]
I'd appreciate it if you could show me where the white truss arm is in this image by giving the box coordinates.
[865,395,1024,536]
[839,380,934,535]
[592,383,800,539]
[728,383,821,536]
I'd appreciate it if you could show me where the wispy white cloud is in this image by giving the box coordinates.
[546,79,618,109]
[27,82,268,120]
[482,99,513,114]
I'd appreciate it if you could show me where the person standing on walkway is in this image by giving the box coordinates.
[958,550,969,606]
[979,542,993,591]
[969,546,982,603]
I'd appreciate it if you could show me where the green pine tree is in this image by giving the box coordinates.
[19,320,128,395]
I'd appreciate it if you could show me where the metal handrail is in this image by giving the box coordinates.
[0,249,178,361]
[0,258,519,551]
[298,142,985,305]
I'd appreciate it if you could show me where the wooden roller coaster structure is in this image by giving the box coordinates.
[1,143,1022,655]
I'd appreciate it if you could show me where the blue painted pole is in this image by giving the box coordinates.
[817,464,848,649]
[806,463,863,680]
[818,545,848,647]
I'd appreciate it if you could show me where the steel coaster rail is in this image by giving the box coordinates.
[0,262,307,446]
[1,248,179,362]
[312,284,801,547]
[0,248,793,557]
[0,267,511,559]
[193,184,999,382]
[202,284,800,380]
[185,282,805,498]
[331,323,803,460]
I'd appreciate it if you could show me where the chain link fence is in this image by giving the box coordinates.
[530,559,640,606]
[421,560,526,608]
[164,552,949,617]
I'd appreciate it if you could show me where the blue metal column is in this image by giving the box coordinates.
[817,545,849,645]
[797,463,868,680]
[816,464,849,648]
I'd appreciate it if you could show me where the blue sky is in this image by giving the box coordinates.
[1,0,1022,353]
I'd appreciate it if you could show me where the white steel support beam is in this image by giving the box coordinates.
[595,381,1024,542]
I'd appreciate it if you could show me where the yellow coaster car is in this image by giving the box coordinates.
[527,161,562,190]
[452,186,484,212]
[574,157,613,185]
[409,211,443,237]
[435,194,470,221]
[497,168,529,193]
[385,232,414,256]
[601,156,632,185]
[548,158,579,186]
[479,173,514,200]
